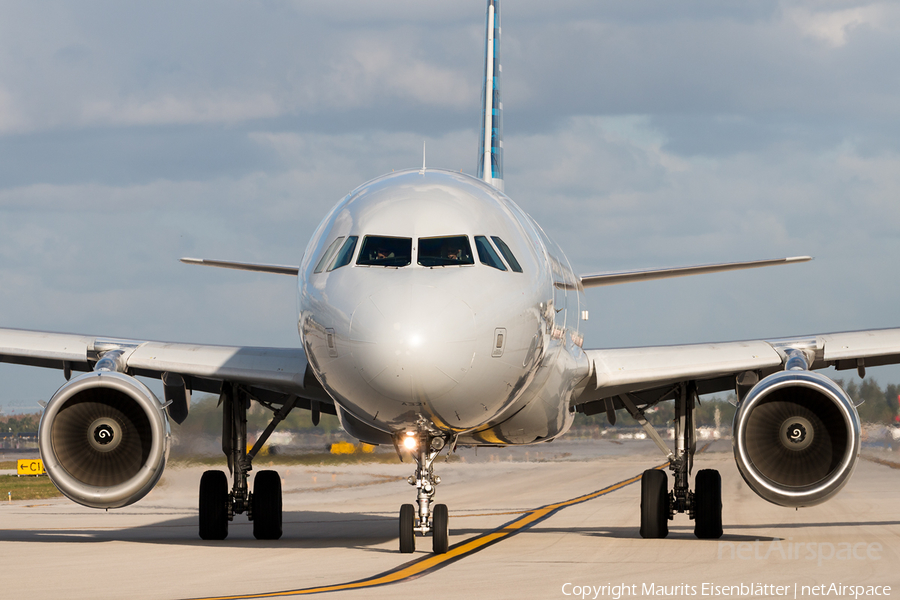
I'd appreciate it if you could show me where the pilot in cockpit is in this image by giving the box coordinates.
[375,246,394,261]
[441,243,464,264]
[443,245,460,262]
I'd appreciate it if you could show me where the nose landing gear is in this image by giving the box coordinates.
[397,430,449,554]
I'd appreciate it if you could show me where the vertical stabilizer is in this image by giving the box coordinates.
[477,0,503,191]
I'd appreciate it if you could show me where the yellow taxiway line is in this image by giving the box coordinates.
[188,462,668,599]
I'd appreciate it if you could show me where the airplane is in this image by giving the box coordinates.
[2,0,899,554]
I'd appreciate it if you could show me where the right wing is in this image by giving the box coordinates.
[576,327,900,411]
[574,327,900,509]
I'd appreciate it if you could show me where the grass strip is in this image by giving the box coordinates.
[0,475,61,501]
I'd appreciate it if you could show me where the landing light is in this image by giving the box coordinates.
[402,433,418,451]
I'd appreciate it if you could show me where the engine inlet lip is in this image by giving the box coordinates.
[38,371,168,509]
[733,371,860,507]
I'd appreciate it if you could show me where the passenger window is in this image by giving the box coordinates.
[417,235,474,267]
[357,236,412,267]
[474,236,507,271]
[313,237,345,274]
[491,236,523,273]
[328,236,358,271]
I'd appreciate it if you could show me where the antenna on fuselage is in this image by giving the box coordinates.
[477,0,504,191]
[420,140,426,175]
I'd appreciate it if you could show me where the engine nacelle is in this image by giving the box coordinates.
[733,369,860,507]
[38,371,169,509]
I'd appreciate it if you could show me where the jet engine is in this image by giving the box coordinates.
[38,371,169,509]
[733,369,860,507]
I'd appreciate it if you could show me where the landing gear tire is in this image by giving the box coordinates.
[640,469,669,539]
[399,503,416,553]
[252,470,283,540]
[693,469,723,539]
[199,470,229,540]
[432,503,449,554]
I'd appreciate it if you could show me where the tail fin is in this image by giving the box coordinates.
[477,0,504,191]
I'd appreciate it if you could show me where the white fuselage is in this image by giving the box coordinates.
[298,169,590,446]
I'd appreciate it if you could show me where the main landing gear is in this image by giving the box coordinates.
[199,385,296,541]
[397,429,450,554]
[621,382,723,540]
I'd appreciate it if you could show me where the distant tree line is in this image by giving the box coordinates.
[841,378,900,424]
[3,378,899,434]
[573,397,718,429]
[573,377,900,429]
[173,394,342,438]
[0,413,41,435]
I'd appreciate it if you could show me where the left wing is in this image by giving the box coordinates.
[0,326,335,510]
[575,327,900,411]
[0,327,332,408]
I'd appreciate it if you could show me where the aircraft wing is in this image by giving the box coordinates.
[180,257,299,276]
[576,328,900,412]
[579,256,811,288]
[0,327,333,411]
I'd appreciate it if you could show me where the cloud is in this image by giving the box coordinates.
[0,1,486,136]
[785,3,900,47]
[505,114,900,349]
[325,39,476,110]
[79,93,282,128]
[0,88,26,134]
[2,0,900,401]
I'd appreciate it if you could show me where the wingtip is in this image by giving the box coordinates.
[786,256,814,263]
[180,257,202,265]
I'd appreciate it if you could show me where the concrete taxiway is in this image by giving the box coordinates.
[1,439,898,599]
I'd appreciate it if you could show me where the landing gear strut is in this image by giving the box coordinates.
[622,382,722,540]
[398,429,449,554]
[198,385,294,541]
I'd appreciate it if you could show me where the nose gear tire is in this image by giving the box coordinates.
[399,503,416,553]
[432,503,449,554]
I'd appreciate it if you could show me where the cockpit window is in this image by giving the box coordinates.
[357,236,412,267]
[474,236,507,271]
[417,235,475,267]
[491,236,523,273]
[313,237,345,274]
[327,236,358,271]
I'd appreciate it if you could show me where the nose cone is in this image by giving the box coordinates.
[349,285,476,405]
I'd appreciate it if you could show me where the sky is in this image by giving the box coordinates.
[1,0,900,412]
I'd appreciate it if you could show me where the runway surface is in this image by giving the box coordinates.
[1,439,898,599]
